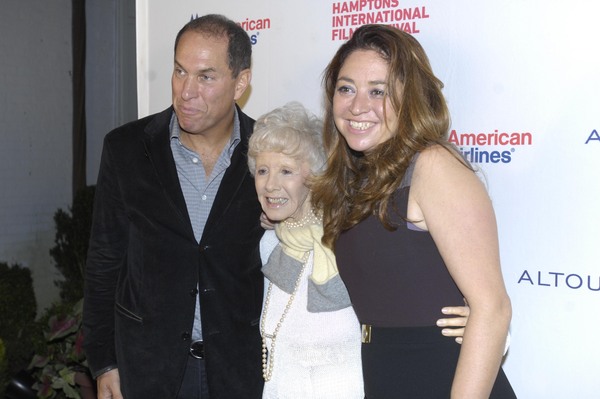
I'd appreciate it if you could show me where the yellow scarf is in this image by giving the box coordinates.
[274,214,339,285]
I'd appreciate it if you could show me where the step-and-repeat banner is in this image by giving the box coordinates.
[136,1,600,397]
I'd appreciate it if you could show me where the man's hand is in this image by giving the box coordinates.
[437,304,471,344]
[97,368,123,399]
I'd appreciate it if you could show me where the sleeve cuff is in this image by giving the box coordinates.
[92,365,118,379]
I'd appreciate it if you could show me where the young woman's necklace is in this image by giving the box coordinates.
[260,250,310,381]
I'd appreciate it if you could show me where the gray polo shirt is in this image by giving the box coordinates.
[169,108,242,340]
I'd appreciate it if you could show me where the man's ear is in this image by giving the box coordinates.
[234,69,252,101]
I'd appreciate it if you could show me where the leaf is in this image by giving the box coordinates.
[46,314,80,341]
[71,298,84,317]
[51,376,66,390]
[69,330,85,361]
[29,354,50,369]
[58,367,76,386]
[35,381,55,399]
[62,383,81,399]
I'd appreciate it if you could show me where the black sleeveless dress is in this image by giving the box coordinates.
[335,160,516,398]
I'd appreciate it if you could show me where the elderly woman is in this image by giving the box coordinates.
[248,102,471,398]
[248,102,363,398]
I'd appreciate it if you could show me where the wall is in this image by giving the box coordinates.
[86,0,138,184]
[0,0,72,311]
[0,0,137,313]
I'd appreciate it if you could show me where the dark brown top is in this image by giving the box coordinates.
[335,162,464,327]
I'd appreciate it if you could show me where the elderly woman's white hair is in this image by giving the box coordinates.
[248,102,325,177]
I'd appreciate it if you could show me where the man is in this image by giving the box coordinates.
[83,15,264,398]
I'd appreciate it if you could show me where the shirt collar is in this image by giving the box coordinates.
[169,107,241,157]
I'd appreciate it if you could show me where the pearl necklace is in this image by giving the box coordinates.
[260,251,310,381]
[284,209,321,229]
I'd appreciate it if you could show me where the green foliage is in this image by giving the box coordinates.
[50,186,95,304]
[0,339,8,398]
[2,186,96,398]
[28,299,87,399]
[29,185,96,398]
[0,262,42,395]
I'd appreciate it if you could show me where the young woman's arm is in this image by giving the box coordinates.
[409,145,511,399]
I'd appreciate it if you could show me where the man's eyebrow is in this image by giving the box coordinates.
[173,61,218,74]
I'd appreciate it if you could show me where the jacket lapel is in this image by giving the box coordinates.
[142,107,195,239]
[203,106,255,241]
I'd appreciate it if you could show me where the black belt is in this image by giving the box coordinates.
[190,340,204,359]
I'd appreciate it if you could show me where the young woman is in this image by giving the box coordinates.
[312,25,516,398]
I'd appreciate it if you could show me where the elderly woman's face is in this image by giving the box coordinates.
[254,151,312,224]
[333,49,397,153]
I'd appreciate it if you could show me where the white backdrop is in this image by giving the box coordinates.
[136,1,600,397]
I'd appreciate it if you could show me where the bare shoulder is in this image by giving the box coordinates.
[410,144,494,233]
[408,145,473,228]
[414,144,472,184]
[412,144,489,209]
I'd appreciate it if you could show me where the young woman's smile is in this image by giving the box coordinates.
[333,49,398,153]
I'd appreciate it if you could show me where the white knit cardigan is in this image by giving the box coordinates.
[259,230,364,399]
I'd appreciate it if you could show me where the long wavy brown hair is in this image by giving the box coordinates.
[312,24,453,249]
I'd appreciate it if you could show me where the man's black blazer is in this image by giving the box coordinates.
[83,106,264,398]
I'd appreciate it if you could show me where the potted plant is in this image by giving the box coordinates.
[28,299,95,399]
[5,186,96,399]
